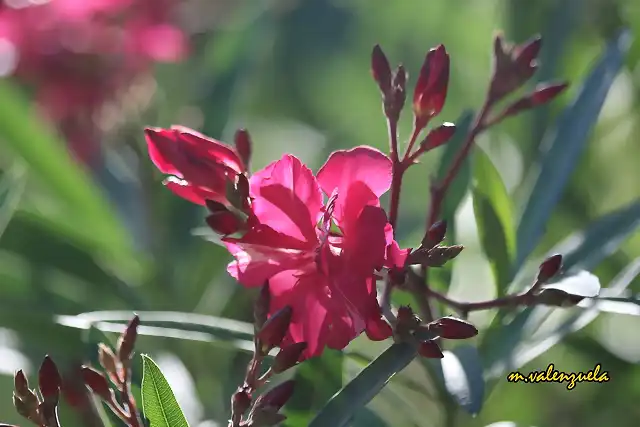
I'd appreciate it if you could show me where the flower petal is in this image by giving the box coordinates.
[250,154,323,243]
[317,145,392,200]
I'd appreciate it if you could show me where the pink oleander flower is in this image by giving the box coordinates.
[144,126,247,206]
[144,126,410,357]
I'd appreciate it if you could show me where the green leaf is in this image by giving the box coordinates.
[433,345,485,415]
[0,81,136,264]
[436,110,475,224]
[472,149,515,295]
[58,311,255,352]
[581,294,640,316]
[308,343,416,427]
[515,30,632,269]
[141,355,190,427]
[0,163,26,239]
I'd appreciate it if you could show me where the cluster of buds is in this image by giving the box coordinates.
[66,316,143,427]
[229,283,302,427]
[395,306,479,359]
[407,220,464,268]
[486,34,568,126]
[11,356,61,427]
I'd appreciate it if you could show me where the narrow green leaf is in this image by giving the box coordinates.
[141,355,190,427]
[515,30,632,269]
[436,110,475,225]
[433,345,485,415]
[0,163,26,239]
[582,295,640,316]
[472,149,515,294]
[0,81,135,263]
[308,343,416,427]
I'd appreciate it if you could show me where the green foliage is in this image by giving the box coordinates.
[142,355,190,427]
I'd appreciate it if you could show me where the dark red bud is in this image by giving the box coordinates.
[371,44,392,95]
[413,44,450,129]
[430,316,478,339]
[420,122,456,152]
[418,340,444,358]
[236,173,250,201]
[61,369,91,409]
[98,344,118,376]
[38,356,61,400]
[231,388,252,419]
[272,342,307,373]
[80,367,112,401]
[422,220,447,248]
[206,210,242,235]
[234,129,252,169]
[205,199,227,213]
[254,282,271,330]
[117,315,140,362]
[393,64,407,90]
[514,36,542,67]
[258,380,295,411]
[537,253,563,282]
[14,370,29,398]
[396,305,417,327]
[502,83,568,118]
[256,306,293,354]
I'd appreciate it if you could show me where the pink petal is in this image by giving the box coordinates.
[138,24,187,62]
[224,225,312,287]
[163,177,217,206]
[365,316,393,341]
[317,146,392,215]
[342,205,389,276]
[170,126,245,174]
[250,155,323,243]
[385,240,410,269]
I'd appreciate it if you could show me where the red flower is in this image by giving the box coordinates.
[144,126,247,206]
[222,147,402,357]
[413,44,450,129]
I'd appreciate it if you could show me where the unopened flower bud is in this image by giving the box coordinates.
[231,387,252,422]
[425,245,464,267]
[206,210,242,235]
[81,367,113,402]
[537,254,563,282]
[14,370,30,398]
[501,83,568,118]
[272,343,307,373]
[395,306,420,338]
[413,44,450,130]
[536,288,583,307]
[422,220,447,249]
[371,44,392,95]
[513,36,542,71]
[418,340,444,359]
[420,123,456,152]
[429,316,478,339]
[254,282,271,330]
[98,344,118,377]
[117,315,140,362]
[234,129,252,169]
[256,380,295,411]
[248,409,287,427]
[256,306,292,355]
[38,356,61,400]
[490,33,543,102]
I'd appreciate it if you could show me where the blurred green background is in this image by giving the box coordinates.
[0,0,639,426]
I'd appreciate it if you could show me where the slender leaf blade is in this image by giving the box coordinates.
[472,149,515,294]
[515,30,632,269]
[141,355,190,427]
[433,345,485,415]
[308,343,416,427]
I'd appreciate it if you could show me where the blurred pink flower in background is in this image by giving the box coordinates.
[0,0,188,165]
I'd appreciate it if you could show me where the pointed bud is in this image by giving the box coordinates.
[256,380,295,411]
[231,387,252,422]
[206,211,242,235]
[98,344,118,377]
[429,316,478,339]
[254,282,271,330]
[371,45,392,95]
[501,83,568,118]
[80,367,113,402]
[117,315,140,362]
[384,65,407,124]
[234,129,252,169]
[421,220,447,249]
[256,306,292,355]
[418,340,444,359]
[14,370,30,398]
[536,288,583,307]
[513,35,542,71]
[272,342,307,373]
[413,45,450,130]
[420,123,456,152]
[537,254,563,282]
[425,245,464,267]
[38,356,61,400]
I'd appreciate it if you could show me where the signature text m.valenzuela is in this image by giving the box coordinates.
[506,363,610,390]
